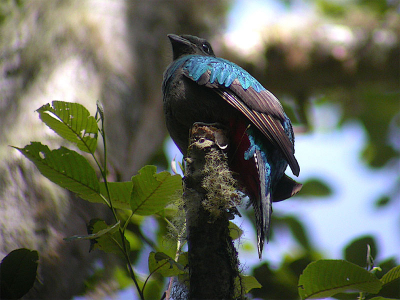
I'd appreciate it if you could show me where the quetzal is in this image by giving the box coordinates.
[162,34,302,258]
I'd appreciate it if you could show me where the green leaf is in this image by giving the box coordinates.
[113,266,132,290]
[86,219,129,255]
[177,252,188,269]
[148,252,186,277]
[131,165,182,215]
[374,195,390,208]
[229,221,243,240]
[176,252,189,284]
[64,221,120,241]
[369,297,399,300]
[299,178,332,197]
[344,236,377,268]
[77,181,133,209]
[378,258,398,276]
[316,0,346,17]
[381,265,400,286]
[0,248,38,299]
[99,182,132,210]
[124,229,142,251]
[279,215,311,251]
[238,275,262,294]
[37,101,98,153]
[14,142,100,201]
[298,259,382,299]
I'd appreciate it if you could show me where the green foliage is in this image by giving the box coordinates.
[374,196,390,208]
[248,2,399,297]
[298,260,382,299]
[15,98,399,299]
[146,250,261,295]
[275,215,312,251]
[315,0,346,17]
[299,178,332,197]
[99,181,133,210]
[250,233,399,299]
[148,252,186,277]
[250,258,304,299]
[229,221,243,240]
[236,275,262,295]
[380,265,400,287]
[131,165,182,215]
[37,101,98,153]
[14,142,101,202]
[0,248,39,299]
[14,101,183,300]
[344,236,377,268]
[113,266,133,290]
[298,259,400,299]
[87,219,130,255]
[357,0,393,14]
[369,297,399,300]
[64,220,121,242]
[357,90,400,168]
[63,219,131,256]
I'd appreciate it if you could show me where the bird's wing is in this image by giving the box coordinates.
[217,89,300,176]
[182,56,300,176]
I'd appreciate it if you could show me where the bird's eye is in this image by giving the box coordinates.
[202,43,211,54]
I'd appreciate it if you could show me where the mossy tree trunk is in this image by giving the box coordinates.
[183,123,243,299]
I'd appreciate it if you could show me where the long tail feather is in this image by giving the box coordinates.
[254,148,272,259]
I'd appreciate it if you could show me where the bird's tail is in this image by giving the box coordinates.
[254,148,272,259]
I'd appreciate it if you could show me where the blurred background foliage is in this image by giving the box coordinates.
[0,0,398,299]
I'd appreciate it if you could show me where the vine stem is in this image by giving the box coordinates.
[165,217,186,300]
[96,103,144,300]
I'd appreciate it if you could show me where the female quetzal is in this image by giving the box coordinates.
[162,34,302,258]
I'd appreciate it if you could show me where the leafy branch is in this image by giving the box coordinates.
[13,101,183,300]
[11,100,287,298]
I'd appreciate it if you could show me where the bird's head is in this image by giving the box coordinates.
[168,34,215,60]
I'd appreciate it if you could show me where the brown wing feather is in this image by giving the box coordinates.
[216,89,300,176]
[183,68,300,176]
[229,79,286,120]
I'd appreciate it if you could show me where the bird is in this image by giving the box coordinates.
[162,34,302,258]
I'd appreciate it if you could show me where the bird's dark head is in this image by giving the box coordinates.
[167,34,215,60]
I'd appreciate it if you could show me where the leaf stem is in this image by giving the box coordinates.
[142,259,170,294]
[96,103,144,300]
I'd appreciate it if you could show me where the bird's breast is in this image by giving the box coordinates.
[163,71,238,153]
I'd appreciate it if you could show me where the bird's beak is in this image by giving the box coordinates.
[167,34,193,60]
[167,34,190,46]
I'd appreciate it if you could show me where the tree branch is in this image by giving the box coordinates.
[183,123,242,299]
